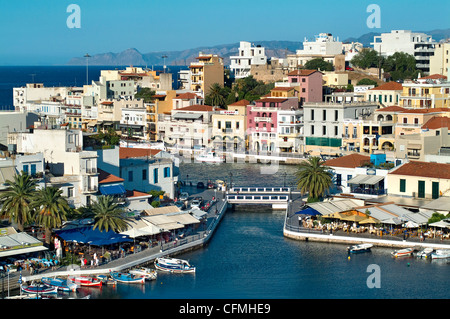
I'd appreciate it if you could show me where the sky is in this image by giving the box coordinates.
[0,0,449,65]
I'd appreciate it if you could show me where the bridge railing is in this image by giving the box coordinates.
[226,194,289,202]
[229,187,291,193]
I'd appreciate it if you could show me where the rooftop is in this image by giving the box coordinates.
[324,153,371,168]
[369,81,403,91]
[98,168,124,184]
[119,147,161,159]
[422,116,450,130]
[287,69,321,76]
[389,161,450,179]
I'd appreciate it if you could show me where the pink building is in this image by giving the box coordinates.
[287,69,323,104]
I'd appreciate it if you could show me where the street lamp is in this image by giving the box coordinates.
[282,172,287,188]
[84,53,91,86]
[229,172,233,190]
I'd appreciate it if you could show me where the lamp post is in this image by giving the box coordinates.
[229,172,233,190]
[282,172,287,188]
[84,53,91,86]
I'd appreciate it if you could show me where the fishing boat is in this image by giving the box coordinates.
[42,277,78,292]
[392,247,414,258]
[195,151,223,163]
[110,271,145,284]
[129,267,158,280]
[347,243,373,254]
[96,275,116,285]
[155,257,196,273]
[21,283,58,295]
[69,275,103,287]
[430,249,450,259]
[416,247,434,258]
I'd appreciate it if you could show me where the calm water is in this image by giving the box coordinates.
[86,163,449,300]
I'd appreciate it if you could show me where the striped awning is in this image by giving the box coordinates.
[347,174,384,185]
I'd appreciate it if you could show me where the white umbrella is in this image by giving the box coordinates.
[429,221,450,229]
[404,221,419,228]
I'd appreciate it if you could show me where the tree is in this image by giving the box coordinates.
[295,157,333,202]
[382,52,419,81]
[357,78,378,86]
[205,83,227,107]
[89,195,129,233]
[135,87,156,103]
[32,187,70,245]
[350,48,382,69]
[303,58,334,71]
[0,172,37,231]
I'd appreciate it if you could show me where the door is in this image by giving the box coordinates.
[432,182,439,199]
[418,180,425,198]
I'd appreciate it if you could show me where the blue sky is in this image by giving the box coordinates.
[0,0,448,65]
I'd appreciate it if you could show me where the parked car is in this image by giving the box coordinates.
[191,199,202,208]
[197,182,205,188]
[345,66,354,71]
[207,181,216,189]
[173,201,186,210]
[179,192,189,201]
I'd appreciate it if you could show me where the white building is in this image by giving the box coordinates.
[297,33,343,56]
[230,41,267,79]
[277,109,303,153]
[120,99,147,139]
[371,30,436,73]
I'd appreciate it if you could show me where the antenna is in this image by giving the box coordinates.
[162,55,168,73]
[29,74,36,83]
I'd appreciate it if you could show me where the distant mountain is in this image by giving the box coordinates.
[67,29,450,67]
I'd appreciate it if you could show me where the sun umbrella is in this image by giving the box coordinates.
[404,221,419,228]
[340,214,367,222]
[359,216,380,224]
[321,212,346,219]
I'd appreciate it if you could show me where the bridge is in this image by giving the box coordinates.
[226,187,291,209]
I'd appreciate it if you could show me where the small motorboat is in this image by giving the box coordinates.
[155,257,196,274]
[69,276,103,287]
[42,277,78,292]
[416,247,434,258]
[110,271,146,284]
[129,267,158,281]
[195,151,224,163]
[21,283,58,295]
[392,247,414,258]
[96,275,116,286]
[347,243,373,254]
[431,249,450,260]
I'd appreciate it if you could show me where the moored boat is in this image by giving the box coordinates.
[21,283,58,295]
[110,271,146,284]
[129,267,157,280]
[96,274,116,285]
[42,277,78,292]
[392,247,414,258]
[347,243,373,254]
[195,151,223,163]
[69,276,103,287]
[155,257,196,273]
[431,249,450,259]
[416,247,434,258]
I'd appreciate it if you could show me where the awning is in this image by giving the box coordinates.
[407,144,422,150]
[141,215,184,231]
[0,232,47,257]
[0,166,16,183]
[348,174,384,185]
[99,184,126,196]
[167,213,201,225]
[55,226,133,246]
[173,113,203,120]
[295,207,321,216]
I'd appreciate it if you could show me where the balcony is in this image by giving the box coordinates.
[254,117,272,123]
[82,185,98,193]
[85,167,97,175]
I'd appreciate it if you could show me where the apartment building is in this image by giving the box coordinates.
[286,69,323,104]
[230,41,267,79]
[429,42,450,76]
[188,53,224,97]
[365,81,403,107]
[400,74,450,108]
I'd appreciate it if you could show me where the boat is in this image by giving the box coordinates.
[41,277,78,292]
[96,275,116,285]
[155,257,196,273]
[129,267,158,280]
[69,276,103,287]
[392,247,414,258]
[195,151,224,163]
[347,243,373,254]
[110,271,146,284]
[431,249,450,259]
[416,247,434,258]
[21,283,58,295]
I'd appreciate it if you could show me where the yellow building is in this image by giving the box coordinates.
[365,81,403,107]
[189,53,224,96]
[429,42,450,76]
[146,90,177,141]
[400,74,450,108]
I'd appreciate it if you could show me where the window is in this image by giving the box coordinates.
[68,187,74,197]
[153,168,159,184]
[335,126,338,136]
[22,164,29,174]
[236,121,240,130]
[164,167,171,178]
[311,126,315,135]
[322,126,326,135]
[311,109,314,121]
[336,174,342,186]
[323,110,327,121]
[128,171,133,182]
[142,169,147,180]
[400,179,406,192]
[30,164,36,176]
[334,110,338,121]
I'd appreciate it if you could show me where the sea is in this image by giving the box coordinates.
[1,67,449,307]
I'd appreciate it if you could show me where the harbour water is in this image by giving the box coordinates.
[85,163,449,300]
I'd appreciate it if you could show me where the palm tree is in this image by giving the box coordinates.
[89,195,129,233]
[0,172,37,231]
[296,156,333,202]
[207,83,226,107]
[33,187,70,245]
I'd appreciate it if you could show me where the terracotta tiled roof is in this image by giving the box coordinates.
[229,99,250,107]
[400,108,449,114]
[271,87,297,91]
[421,74,448,80]
[175,104,216,112]
[422,116,450,130]
[175,92,199,100]
[324,154,371,168]
[126,189,151,198]
[389,161,450,179]
[369,81,403,91]
[97,168,124,184]
[255,98,288,103]
[375,105,407,113]
[287,69,320,76]
[119,147,161,159]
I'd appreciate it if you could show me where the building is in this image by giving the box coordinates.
[399,74,450,108]
[230,41,267,79]
[387,161,450,199]
[211,99,248,152]
[365,81,403,107]
[287,33,345,71]
[101,66,173,91]
[250,58,290,83]
[303,101,377,155]
[120,99,147,139]
[371,30,436,73]
[188,53,224,97]
[286,69,323,105]
[429,42,450,76]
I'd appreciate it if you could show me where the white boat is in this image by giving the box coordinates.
[347,243,373,254]
[416,247,434,258]
[195,151,223,163]
[155,257,196,273]
[431,249,450,259]
[392,247,414,258]
[129,267,158,280]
